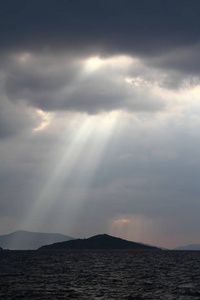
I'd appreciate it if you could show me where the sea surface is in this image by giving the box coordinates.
[1,250,200,299]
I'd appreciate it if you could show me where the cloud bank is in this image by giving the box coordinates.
[1,0,200,248]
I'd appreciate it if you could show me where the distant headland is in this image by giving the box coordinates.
[0,230,74,250]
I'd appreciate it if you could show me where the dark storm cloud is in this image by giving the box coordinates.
[1,0,200,115]
[1,1,200,64]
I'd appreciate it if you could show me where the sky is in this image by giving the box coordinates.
[1,0,200,249]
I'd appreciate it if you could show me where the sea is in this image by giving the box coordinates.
[1,250,200,299]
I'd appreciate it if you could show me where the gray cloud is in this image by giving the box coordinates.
[145,43,200,89]
[1,0,200,248]
[153,44,200,75]
[4,54,165,114]
[0,91,37,139]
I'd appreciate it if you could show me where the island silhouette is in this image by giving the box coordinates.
[38,234,161,250]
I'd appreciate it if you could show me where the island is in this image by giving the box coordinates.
[38,234,161,251]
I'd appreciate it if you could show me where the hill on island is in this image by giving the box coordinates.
[0,230,74,250]
[38,234,161,251]
[0,246,3,251]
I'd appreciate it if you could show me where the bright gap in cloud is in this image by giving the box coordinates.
[84,56,102,72]
[80,55,135,76]
[33,109,50,132]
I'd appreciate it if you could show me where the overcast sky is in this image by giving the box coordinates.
[1,0,200,248]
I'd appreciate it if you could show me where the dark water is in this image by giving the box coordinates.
[1,250,200,299]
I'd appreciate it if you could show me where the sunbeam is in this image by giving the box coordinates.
[21,111,120,232]
[65,111,120,232]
